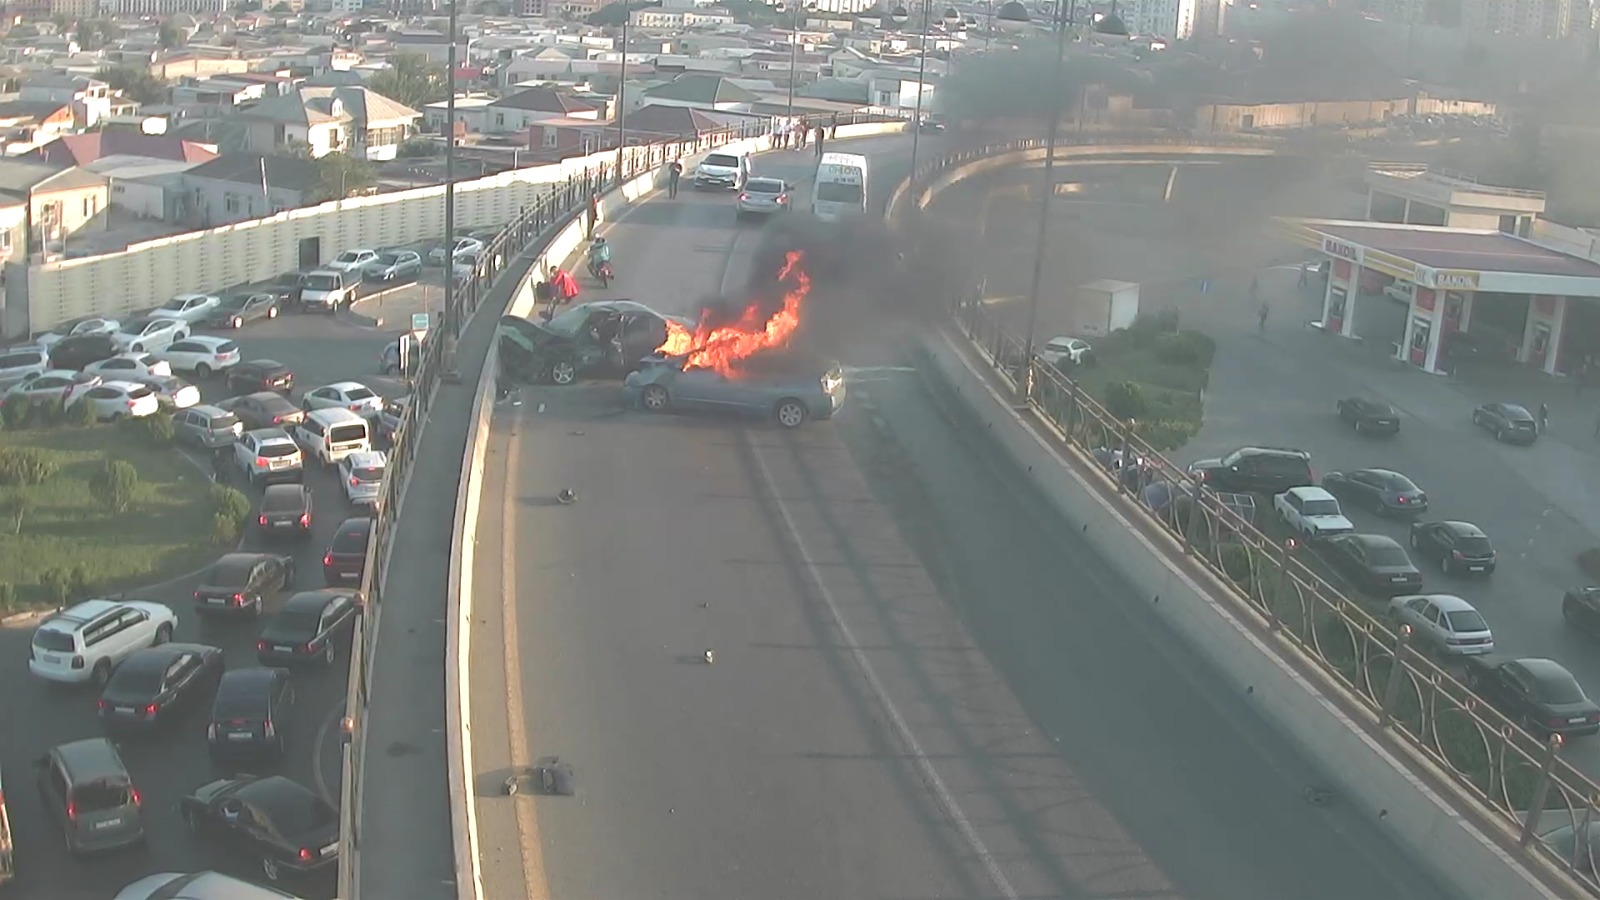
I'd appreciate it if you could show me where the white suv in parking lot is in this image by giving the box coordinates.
[156,336,242,376]
[28,599,178,685]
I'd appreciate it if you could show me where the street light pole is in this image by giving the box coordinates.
[615,4,629,175]
[443,0,458,338]
[1019,0,1071,398]
[907,1,930,194]
[783,1,808,119]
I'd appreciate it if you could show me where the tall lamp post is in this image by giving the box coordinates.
[895,1,963,210]
[997,0,1072,399]
[443,0,459,339]
[615,3,629,176]
[778,0,815,120]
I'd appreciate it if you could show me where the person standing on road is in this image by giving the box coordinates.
[211,445,231,483]
[830,111,839,139]
[814,125,826,156]
[1298,263,1310,288]
[586,191,600,240]
[668,159,683,198]
[1257,302,1269,333]
[797,119,809,149]
[1539,401,1550,433]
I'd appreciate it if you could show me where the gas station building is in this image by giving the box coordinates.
[1283,166,1600,377]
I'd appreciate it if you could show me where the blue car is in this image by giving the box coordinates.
[623,356,846,428]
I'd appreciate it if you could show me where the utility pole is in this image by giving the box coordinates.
[615,3,629,174]
[443,0,459,338]
[1019,0,1072,399]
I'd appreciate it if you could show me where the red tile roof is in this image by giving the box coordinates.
[30,133,218,167]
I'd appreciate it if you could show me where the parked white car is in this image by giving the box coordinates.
[339,449,388,505]
[84,353,173,380]
[35,317,120,348]
[154,293,221,324]
[113,317,190,353]
[0,346,50,391]
[73,381,161,420]
[1274,485,1356,539]
[328,248,380,274]
[1389,594,1495,656]
[28,598,178,685]
[429,237,484,265]
[4,370,100,407]
[128,374,201,410]
[1384,282,1413,305]
[1039,336,1092,368]
[301,381,383,417]
[155,336,241,376]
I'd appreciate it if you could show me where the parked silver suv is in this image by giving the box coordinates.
[35,737,145,854]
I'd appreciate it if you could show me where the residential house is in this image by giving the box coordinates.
[525,115,612,157]
[170,73,293,114]
[147,51,252,80]
[423,95,497,135]
[635,74,760,113]
[629,8,735,28]
[178,152,320,227]
[0,160,110,262]
[389,31,470,65]
[486,86,601,133]
[18,74,120,130]
[622,103,738,138]
[0,99,76,156]
[104,0,230,14]
[26,132,218,168]
[237,86,421,160]
[0,193,23,272]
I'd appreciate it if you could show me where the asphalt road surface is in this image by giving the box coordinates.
[971,154,1600,789]
[0,301,410,899]
[465,139,1453,900]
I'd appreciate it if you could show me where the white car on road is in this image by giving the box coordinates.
[113,317,190,353]
[4,370,100,407]
[128,374,201,410]
[328,248,380,274]
[155,336,241,376]
[73,380,161,420]
[302,381,383,417]
[84,353,173,380]
[28,598,178,685]
[339,450,388,505]
[35,317,120,349]
[1273,485,1355,539]
[1389,594,1495,656]
[154,293,221,324]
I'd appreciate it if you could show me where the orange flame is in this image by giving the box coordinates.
[656,250,810,376]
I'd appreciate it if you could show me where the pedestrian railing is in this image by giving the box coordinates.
[903,136,1600,898]
[333,117,784,899]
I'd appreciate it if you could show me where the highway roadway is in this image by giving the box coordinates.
[0,294,417,899]
[465,139,1454,899]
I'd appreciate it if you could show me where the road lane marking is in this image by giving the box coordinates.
[501,417,551,900]
[747,439,1022,900]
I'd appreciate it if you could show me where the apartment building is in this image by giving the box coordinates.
[1463,0,1574,37]
[1123,0,1196,40]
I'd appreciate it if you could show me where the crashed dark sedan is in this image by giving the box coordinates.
[497,301,692,386]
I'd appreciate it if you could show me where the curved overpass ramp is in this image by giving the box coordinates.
[462,136,1454,900]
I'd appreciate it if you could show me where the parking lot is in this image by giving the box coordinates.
[0,277,428,899]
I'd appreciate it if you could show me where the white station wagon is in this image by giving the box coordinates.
[29,599,178,685]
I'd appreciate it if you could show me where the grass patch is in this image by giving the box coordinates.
[0,424,220,614]
[1067,317,1213,451]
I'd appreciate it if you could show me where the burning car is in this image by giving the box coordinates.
[497,301,692,386]
[624,354,846,429]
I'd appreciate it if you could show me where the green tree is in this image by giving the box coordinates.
[5,491,32,535]
[157,19,186,49]
[88,460,138,514]
[96,64,168,105]
[369,54,448,110]
[311,153,378,202]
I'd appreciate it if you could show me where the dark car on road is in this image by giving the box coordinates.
[97,643,224,732]
[258,484,315,539]
[194,552,294,618]
[256,590,360,667]
[1464,656,1600,735]
[35,737,144,855]
[207,667,296,764]
[206,293,281,330]
[323,517,371,584]
[1187,446,1314,495]
[1319,533,1424,596]
[218,391,305,430]
[1473,402,1538,444]
[1445,331,1513,365]
[498,301,690,385]
[1563,587,1600,636]
[48,333,119,371]
[180,775,339,885]
[1409,520,1497,576]
[228,359,294,394]
[1336,396,1400,435]
[1322,468,1428,517]
[624,354,846,429]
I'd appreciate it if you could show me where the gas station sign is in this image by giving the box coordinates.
[1322,237,1360,263]
[1430,269,1480,290]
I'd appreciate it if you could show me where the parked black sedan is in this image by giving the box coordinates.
[1322,468,1428,517]
[1318,533,1424,596]
[180,775,339,884]
[1464,656,1600,735]
[1335,396,1400,435]
[48,334,119,371]
[1408,520,1497,576]
[194,552,295,618]
[97,643,225,732]
[217,391,305,430]
[206,293,281,330]
[1473,402,1538,445]
[256,590,360,667]
[1563,588,1600,636]
[207,667,296,764]
[228,359,294,394]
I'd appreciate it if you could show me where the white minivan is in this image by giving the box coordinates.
[293,407,370,466]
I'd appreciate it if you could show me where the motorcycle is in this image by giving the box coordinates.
[589,257,614,288]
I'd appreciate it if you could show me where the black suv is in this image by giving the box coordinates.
[1188,446,1314,495]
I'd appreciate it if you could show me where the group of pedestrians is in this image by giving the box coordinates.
[768,117,832,156]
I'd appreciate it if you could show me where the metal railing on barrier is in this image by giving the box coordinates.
[907,137,1600,897]
[330,115,832,898]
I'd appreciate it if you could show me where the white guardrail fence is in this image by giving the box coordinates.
[348,115,909,900]
[889,134,1600,900]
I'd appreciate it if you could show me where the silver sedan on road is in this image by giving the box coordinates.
[623,356,845,429]
[363,249,424,283]
[735,178,792,217]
